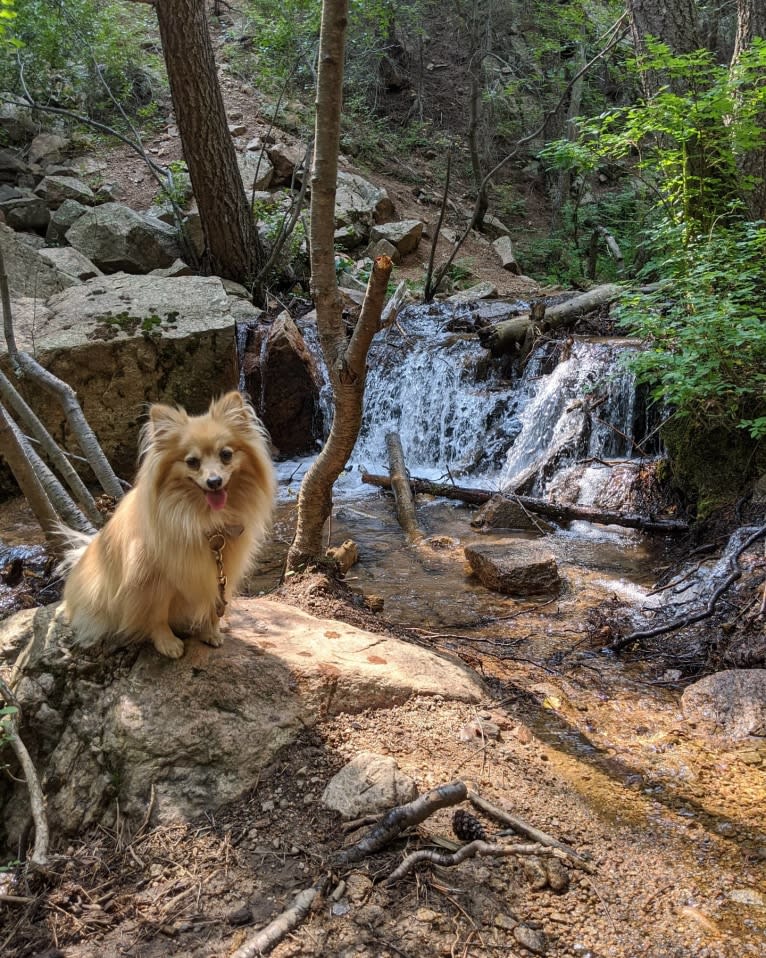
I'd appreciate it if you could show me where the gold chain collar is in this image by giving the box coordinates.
[207,525,244,618]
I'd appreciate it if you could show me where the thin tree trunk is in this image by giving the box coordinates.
[731,0,766,219]
[286,0,393,571]
[155,0,265,286]
[0,404,60,540]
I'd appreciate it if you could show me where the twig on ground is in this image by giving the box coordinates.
[231,882,324,958]
[335,780,468,866]
[385,839,556,885]
[467,790,595,873]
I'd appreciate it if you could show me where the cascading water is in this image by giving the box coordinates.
[287,301,651,512]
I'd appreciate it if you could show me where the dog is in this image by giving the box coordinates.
[60,391,276,659]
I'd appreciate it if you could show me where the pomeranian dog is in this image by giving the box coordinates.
[60,391,276,659]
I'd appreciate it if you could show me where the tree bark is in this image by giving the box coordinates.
[385,432,422,542]
[155,0,265,286]
[286,0,393,571]
[477,284,623,356]
[360,472,689,534]
[625,0,702,96]
[731,0,766,220]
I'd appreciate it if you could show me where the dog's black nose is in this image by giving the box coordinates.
[207,475,223,490]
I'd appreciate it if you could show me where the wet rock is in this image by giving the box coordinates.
[322,752,419,819]
[66,203,181,273]
[243,311,323,456]
[335,225,365,252]
[681,670,766,738]
[471,495,555,533]
[464,543,561,597]
[34,175,96,209]
[369,219,423,256]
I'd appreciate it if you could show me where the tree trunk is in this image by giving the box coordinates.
[286,0,393,571]
[731,0,766,219]
[155,0,265,286]
[360,472,689,535]
[626,0,702,96]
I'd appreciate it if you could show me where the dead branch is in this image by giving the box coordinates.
[361,472,688,535]
[385,839,555,885]
[467,790,595,873]
[231,883,322,958]
[335,780,468,866]
[381,280,408,329]
[386,432,423,543]
[423,149,452,302]
[609,523,766,652]
[0,676,48,867]
[0,403,61,539]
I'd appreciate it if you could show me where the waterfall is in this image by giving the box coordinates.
[293,303,647,506]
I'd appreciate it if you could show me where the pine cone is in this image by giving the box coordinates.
[452,809,488,843]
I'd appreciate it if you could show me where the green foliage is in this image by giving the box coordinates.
[155,160,193,211]
[618,220,766,438]
[2,0,163,121]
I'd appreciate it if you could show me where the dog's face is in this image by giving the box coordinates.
[142,392,271,515]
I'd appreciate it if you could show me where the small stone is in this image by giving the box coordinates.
[493,913,518,930]
[415,907,441,923]
[513,923,548,955]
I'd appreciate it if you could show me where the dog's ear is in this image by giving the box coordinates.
[210,391,253,428]
[148,403,188,443]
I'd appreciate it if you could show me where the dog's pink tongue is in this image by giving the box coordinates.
[206,489,228,511]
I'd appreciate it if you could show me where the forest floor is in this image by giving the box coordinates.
[2,32,766,958]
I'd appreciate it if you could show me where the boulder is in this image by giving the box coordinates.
[0,223,78,298]
[243,311,323,456]
[322,753,419,819]
[470,495,555,533]
[334,225,365,252]
[0,147,31,184]
[493,235,521,274]
[238,151,275,192]
[335,172,394,236]
[29,133,70,167]
[267,141,306,185]
[34,174,96,209]
[681,670,766,738]
[0,598,484,840]
[37,246,102,282]
[482,214,512,240]
[369,219,423,256]
[1,273,251,475]
[365,237,400,264]
[65,203,181,274]
[447,282,498,303]
[464,543,561,597]
[0,96,36,143]
[45,198,90,245]
[0,185,50,233]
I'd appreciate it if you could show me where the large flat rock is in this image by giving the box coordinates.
[0,597,485,838]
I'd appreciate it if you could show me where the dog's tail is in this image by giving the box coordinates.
[54,523,94,576]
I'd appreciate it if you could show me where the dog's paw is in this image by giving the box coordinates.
[152,632,185,659]
[199,630,224,649]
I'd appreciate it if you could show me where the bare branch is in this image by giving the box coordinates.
[231,883,323,958]
[386,839,554,885]
[344,254,393,379]
[335,779,468,866]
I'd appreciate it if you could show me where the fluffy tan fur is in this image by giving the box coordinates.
[61,391,276,659]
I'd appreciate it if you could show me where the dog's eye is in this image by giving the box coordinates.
[185,456,200,470]
[220,448,233,464]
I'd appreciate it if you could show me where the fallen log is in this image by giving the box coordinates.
[360,472,688,535]
[478,283,623,356]
[385,432,423,542]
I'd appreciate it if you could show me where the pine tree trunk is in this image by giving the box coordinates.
[155,0,265,285]
[626,0,702,96]
[732,0,766,219]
